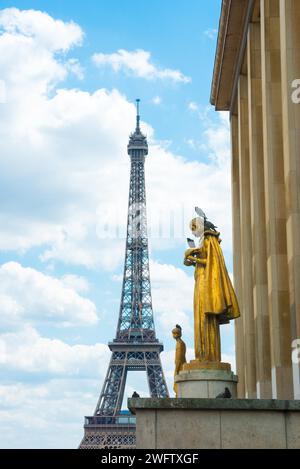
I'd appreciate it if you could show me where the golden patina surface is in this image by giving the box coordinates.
[184,221,240,369]
[172,325,186,397]
[182,360,231,372]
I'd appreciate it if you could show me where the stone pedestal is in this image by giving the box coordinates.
[128,398,300,449]
[175,361,238,398]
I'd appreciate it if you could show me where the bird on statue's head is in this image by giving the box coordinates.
[195,206,218,232]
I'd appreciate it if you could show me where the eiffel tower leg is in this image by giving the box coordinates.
[146,359,169,398]
[80,107,169,449]
[94,359,127,416]
[80,359,135,449]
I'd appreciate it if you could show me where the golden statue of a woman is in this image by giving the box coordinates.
[172,324,186,397]
[184,209,240,366]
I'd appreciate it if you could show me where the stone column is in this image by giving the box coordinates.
[247,22,272,398]
[231,113,245,397]
[260,0,293,399]
[279,0,300,399]
[238,73,257,398]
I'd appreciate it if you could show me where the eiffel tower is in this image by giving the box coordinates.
[80,100,169,449]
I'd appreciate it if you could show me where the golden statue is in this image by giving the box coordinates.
[172,324,186,397]
[184,208,240,368]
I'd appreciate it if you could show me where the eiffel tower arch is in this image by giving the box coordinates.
[79,100,169,449]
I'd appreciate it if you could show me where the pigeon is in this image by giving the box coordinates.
[195,207,218,232]
[216,387,232,398]
[131,391,140,398]
[205,220,218,232]
[195,207,206,219]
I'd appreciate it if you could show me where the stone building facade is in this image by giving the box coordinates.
[211,0,300,399]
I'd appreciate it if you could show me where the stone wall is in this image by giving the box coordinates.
[211,0,300,401]
[128,398,300,449]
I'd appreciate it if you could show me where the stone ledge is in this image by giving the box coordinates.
[176,368,237,382]
[128,397,300,414]
[210,0,255,111]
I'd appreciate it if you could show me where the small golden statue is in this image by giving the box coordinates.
[184,207,240,368]
[172,324,186,397]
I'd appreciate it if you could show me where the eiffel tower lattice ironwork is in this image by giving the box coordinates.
[80,100,169,449]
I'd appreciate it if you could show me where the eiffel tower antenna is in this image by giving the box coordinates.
[80,100,169,449]
[136,98,140,130]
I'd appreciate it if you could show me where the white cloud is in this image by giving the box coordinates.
[188,102,213,121]
[0,79,6,103]
[203,111,230,166]
[0,10,142,268]
[0,294,23,322]
[92,49,191,83]
[147,131,232,255]
[0,9,232,270]
[152,95,161,105]
[0,326,109,376]
[66,58,84,80]
[0,8,83,106]
[0,6,236,450]
[204,28,218,40]
[0,379,104,448]
[60,274,90,293]
[185,104,231,198]
[151,261,193,335]
[0,8,83,51]
[188,101,199,111]
[0,262,98,327]
[184,138,196,149]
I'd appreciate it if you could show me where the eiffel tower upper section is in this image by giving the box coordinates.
[114,99,158,345]
[79,101,168,448]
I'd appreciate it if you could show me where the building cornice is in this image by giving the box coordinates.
[210,0,255,111]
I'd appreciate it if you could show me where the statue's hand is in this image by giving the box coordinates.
[184,257,195,266]
[184,247,202,257]
[194,258,207,266]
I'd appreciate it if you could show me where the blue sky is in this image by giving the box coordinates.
[2,0,221,156]
[0,0,237,449]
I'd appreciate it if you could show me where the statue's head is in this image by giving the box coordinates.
[172,324,182,339]
[192,207,218,234]
[189,217,204,238]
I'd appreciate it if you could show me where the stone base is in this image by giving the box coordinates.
[176,362,237,398]
[128,398,300,449]
[182,360,231,372]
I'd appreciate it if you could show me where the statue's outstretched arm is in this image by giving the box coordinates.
[184,255,207,266]
[185,247,202,256]
[184,248,201,265]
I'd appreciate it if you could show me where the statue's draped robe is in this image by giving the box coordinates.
[186,231,240,362]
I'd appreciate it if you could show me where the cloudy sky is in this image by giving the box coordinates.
[0,0,236,448]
